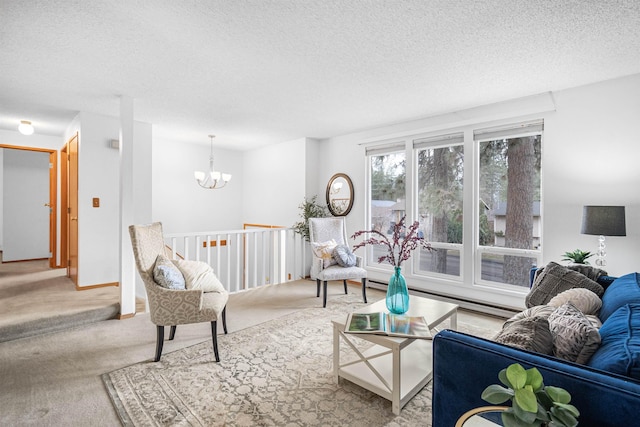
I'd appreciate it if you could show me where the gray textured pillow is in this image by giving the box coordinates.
[493,317,553,354]
[548,288,602,315]
[548,302,601,364]
[525,262,604,308]
[566,264,608,281]
[332,244,356,267]
[503,305,556,329]
[153,254,186,290]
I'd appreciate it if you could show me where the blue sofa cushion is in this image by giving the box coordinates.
[588,304,640,379]
[600,273,640,322]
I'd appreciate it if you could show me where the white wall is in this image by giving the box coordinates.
[543,74,640,275]
[65,112,152,289]
[317,73,640,309]
[242,137,308,228]
[152,137,244,234]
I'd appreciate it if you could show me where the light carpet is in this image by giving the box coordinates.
[102,293,498,426]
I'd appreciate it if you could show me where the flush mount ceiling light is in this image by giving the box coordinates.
[194,135,232,189]
[18,120,34,135]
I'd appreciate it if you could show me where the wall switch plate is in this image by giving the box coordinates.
[92,198,100,208]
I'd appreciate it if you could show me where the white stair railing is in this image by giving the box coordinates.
[164,227,309,293]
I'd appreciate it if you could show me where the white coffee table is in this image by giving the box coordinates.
[332,295,458,415]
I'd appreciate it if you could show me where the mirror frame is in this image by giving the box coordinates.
[326,173,354,217]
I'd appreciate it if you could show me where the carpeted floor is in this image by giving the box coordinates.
[0,255,121,342]
[102,293,499,426]
[0,276,505,426]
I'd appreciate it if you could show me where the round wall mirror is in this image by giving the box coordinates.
[326,173,354,216]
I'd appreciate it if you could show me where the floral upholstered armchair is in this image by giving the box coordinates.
[128,222,228,362]
[308,217,367,307]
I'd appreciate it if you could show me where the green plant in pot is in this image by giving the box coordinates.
[481,363,579,427]
[292,195,328,242]
[561,249,593,265]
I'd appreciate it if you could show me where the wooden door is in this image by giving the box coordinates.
[67,133,79,285]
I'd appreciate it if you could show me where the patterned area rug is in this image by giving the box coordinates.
[102,294,498,426]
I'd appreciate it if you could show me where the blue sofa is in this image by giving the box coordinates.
[432,271,640,426]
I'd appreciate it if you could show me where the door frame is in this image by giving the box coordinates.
[0,144,58,268]
[61,132,79,283]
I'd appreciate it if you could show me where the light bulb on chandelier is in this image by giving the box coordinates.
[194,135,232,189]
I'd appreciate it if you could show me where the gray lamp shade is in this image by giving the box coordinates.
[581,206,626,236]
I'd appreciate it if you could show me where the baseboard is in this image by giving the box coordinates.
[76,282,119,291]
[367,280,517,318]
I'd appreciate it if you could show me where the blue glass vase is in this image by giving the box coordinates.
[386,266,409,314]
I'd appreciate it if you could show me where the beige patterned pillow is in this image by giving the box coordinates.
[548,288,602,315]
[172,259,225,293]
[548,302,601,364]
[311,239,338,268]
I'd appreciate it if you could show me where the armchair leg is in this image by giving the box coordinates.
[155,325,165,362]
[362,278,368,303]
[343,280,348,294]
[316,279,321,297]
[211,321,220,362]
[323,281,328,308]
[169,325,177,340]
[222,306,228,334]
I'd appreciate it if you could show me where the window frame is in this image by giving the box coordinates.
[361,116,545,310]
[412,133,465,281]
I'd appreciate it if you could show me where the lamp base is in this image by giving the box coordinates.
[595,235,607,267]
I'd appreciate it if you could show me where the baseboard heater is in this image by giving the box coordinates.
[367,280,518,319]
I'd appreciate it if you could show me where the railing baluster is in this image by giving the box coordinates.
[235,233,241,292]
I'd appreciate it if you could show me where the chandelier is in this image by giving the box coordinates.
[194,135,232,189]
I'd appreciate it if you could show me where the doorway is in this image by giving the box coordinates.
[0,144,57,268]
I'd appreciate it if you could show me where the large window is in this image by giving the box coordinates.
[365,120,543,295]
[476,121,543,287]
[414,133,464,277]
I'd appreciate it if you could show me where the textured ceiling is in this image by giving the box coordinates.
[1,0,640,150]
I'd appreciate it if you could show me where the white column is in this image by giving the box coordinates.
[119,96,136,317]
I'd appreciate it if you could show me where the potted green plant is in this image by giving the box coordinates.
[561,249,593,265]
[292,195,328,242]
[481,363,579,427]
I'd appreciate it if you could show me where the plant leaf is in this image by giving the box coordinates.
[481,384,513,404]
[545,386,571,404]
[553,402,580,417]
[512,400,539,424]
[501,410,541,427]
[499,368,514,388]
[506,363,527,389]
[526,367,543,391]
[514,388,538,413]
[550,406,579,427]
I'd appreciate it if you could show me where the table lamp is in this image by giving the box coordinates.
[581,205,626,267]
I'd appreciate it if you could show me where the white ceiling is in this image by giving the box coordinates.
[1,0,640,151]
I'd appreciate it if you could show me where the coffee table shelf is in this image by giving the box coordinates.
[332,295,458,415]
